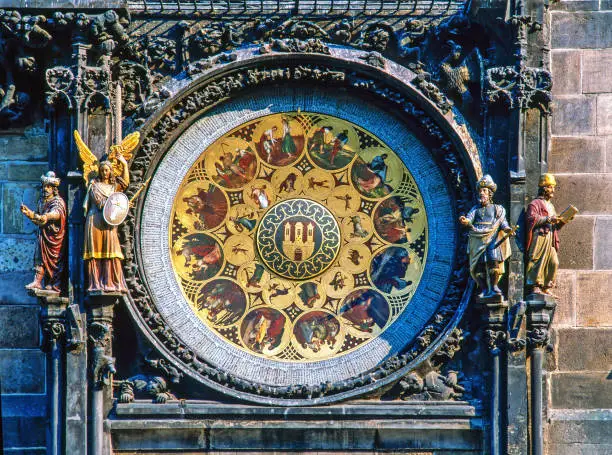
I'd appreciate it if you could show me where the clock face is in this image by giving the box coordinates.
[169,112,428,362]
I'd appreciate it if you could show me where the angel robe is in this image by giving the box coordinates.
[83,178,128,293]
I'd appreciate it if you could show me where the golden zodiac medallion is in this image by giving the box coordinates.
[170,112,428,362]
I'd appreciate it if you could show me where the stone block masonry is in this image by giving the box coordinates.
[0,122,49,453]
[548,3,612,454]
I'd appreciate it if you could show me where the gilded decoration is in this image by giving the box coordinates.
[169,112,428,362]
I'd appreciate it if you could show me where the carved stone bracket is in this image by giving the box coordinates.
[485,65,552,114]
[478,295,508,355]
[37,294,70,352]
[526,327,551,350]
[89,321,116,389]
[525,293,556,351]
[86,295,119,389]
[394,327,467,402]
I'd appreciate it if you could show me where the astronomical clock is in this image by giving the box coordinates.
[134,84,474,405]
[168,112,428,363]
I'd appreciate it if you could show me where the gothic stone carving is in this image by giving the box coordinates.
[486,66,552,114]
[116,375,176,404]
[122,61,473,401]
[89,321,116,388]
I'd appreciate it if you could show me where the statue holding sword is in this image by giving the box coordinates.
[459,175,516,299]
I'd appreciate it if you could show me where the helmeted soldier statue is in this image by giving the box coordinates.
[459,175,514,298]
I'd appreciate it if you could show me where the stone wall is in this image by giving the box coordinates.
[548,4,612,454]
[0,124,49,454]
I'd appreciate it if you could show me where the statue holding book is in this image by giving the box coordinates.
[525,173,577,295]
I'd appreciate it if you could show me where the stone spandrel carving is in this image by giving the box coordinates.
[74,130,141,294]
[459,175,516,300]
[20,171,67,295]
[525,173,577,296]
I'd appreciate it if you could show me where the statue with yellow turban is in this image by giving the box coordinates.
[525,173,575,295]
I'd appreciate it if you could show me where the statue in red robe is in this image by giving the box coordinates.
[20,171,66,293]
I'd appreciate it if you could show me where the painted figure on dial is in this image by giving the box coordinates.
[525,173,576,295]
[75,130,140,293]
[459,175,514,298]
[20,171,66,293]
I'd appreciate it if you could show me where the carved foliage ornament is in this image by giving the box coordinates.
[122,61,472,402]
[485,66,552,114]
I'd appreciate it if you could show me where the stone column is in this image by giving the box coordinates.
[526,293,556,455]
[38,293,69,455]
[480,295,508,455]
[86,294,118,455]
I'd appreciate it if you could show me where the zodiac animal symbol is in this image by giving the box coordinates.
[349,215,369,238]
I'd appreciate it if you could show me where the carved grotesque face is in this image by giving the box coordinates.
[478,187,492,206]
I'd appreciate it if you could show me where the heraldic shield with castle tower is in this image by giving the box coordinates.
[4,0,584,452]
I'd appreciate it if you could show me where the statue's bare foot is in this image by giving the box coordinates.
[25,280,43,290]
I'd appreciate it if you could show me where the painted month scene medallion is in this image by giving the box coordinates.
[169,112,428,362]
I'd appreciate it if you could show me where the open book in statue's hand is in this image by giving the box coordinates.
[559,205,579,223]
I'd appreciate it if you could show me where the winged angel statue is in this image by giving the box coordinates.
[74,130,140,294]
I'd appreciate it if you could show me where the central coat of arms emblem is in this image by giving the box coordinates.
[257,198,341,280]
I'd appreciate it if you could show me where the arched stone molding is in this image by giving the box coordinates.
[119,47,483,405]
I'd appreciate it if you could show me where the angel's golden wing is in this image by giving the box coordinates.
[74,130,98,186]
[109,132,140,178]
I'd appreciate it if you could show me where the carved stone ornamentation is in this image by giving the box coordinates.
[359,51,386,69]
[360,23,394,52]
[122,60,473,402]
[189,25,239,58]
[41,320,66,352]
[485,329,507,354]
[437,41,482,111]
[260,38,330,55]
[398,371,465,401]
[45,67,76,109]
[431,328,464,365]
[115,375,176,404]
[527,328,550,350]
[89,321,116,388]
[412,73,454,114]
[486,66,552,114]
[144,354,183,384]
[113,61,150,115]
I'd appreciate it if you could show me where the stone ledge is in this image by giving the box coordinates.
[110,402,483,452]
[114,400,480,419]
